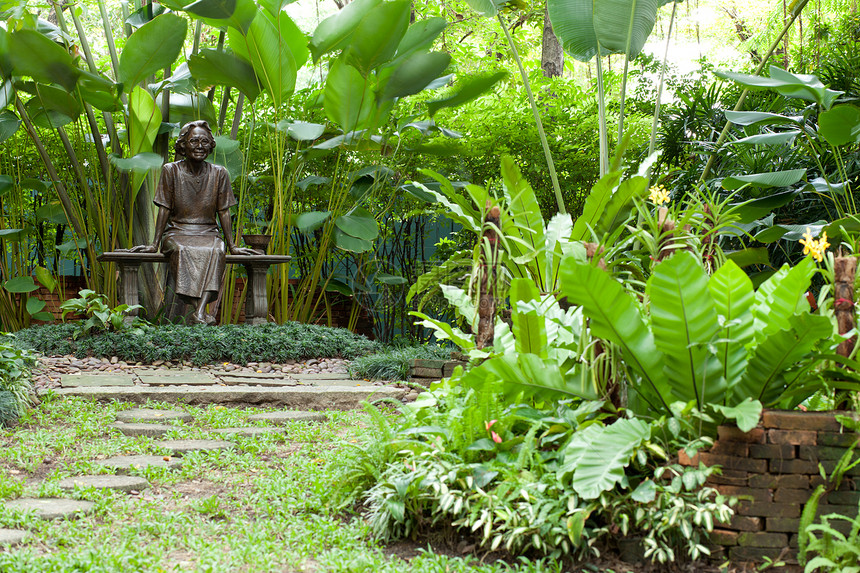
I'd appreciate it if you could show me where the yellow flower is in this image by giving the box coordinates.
[799,228,830,262]
[649,185,670,205]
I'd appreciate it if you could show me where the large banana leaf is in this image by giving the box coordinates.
[118,14,187,90]
[510,278,546,357]
[560,258,669,411]
[715,66,842,110]
[8,29,80,91]
[818,105,860,147]
[737,313,833,406]
[323,59,374,132]
[188,49,261,102]
[345,0,410,77]
[230,11,296,108]
[309,0,381,62]
[647,251,724,407]
[128,87,161,155]
[548,0,660,62]
[567,418,651,499]
[708,261,755,398]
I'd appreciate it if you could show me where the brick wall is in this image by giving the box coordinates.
[682,411,859,568]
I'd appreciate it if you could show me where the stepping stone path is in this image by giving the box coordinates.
[109,423,174,437]
[61,373,135,387]
[248,411,328,424]
[58,475,149,493]
[155,439,233,456]
[212,427,283,438]
[4,498,95,520]
[116,408,193,423]
[137,371,216,386]
[0,529,30,546]
[97,455,183,473]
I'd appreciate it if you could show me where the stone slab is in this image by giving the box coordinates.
[61,374,135,388]
[155,439,234,456]
[0,529,29,546]
[290,373,351,381]
[311,379,377,387]
[219,378,300,387]
[218,372,291,380]
[137,372,215,386]
[109,423,174,437]
[96,455,182,473]
[58,475,149,493]
[115,408,192,423]
[248,411,328,424]
[4,498,95,520]
[47,385,406,409]
[211,427,284,438]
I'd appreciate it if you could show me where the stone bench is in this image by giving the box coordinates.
[98,251,291,325]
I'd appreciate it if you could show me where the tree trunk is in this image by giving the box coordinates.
[541,5,563,78]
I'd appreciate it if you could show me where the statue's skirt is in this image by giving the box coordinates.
[162,223,226,298]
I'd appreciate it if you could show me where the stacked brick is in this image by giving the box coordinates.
[681,411,859,568]
[408,359,467,386]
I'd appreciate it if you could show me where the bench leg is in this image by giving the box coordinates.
[118,262,141,317]
[244,263,268,325]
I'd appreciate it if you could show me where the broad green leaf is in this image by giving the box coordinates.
[0,228,28,241]
[734,189,799,223]
[210,136,244,181]
[34,266,56,293]
[184,0,256,32]
[427,72,507,117]
[715,66,843,110]
[25,85,81,129]
[188,49,261,102]
[8,29,79,91]
[345,0,410,76]
[738,313,832,406]
[78,70,122,112]
[0,176,12,197]
[0,80,14,110]
[464,0,500,17]
[725,247,770,268]
[295,211,331,233]
[708,261,755,397]
[631,479,657,503]
[125,3,168,28]
[548,0,660,62]
[231,11,296,107]
[573,418,651,499]
[26,296,46,316]
[510,278,546,357]
[561,258,669,412]
[723,110,803,127]
[260,0,297,17]
[185,0,237,21]
[713,399,762,431]
[334,228,373,252]
[459,353,596,403]
[279,121,324,141]
[0,27,11,78]
[754,222,825,244]
[728,131,800,146]
[818,105,860,147]
[119,14,187,89]
[392,17,446,62]
[722,169,807,191]
[381,51,451,101]
[440,285,477,329]
[753,256,816,339]
[35,202,68,224]
[410,311,475,350]
[571,171,622,240]
[647,251,724,406]
[596,175,647,237]
[109,152,163,173]
[324,59,374,132]
[502,156,546,287]
[309,0,382,62]
[335,207,378,240]
[277,11,309,70]
[4,276,38,293]
[128,86,161,155]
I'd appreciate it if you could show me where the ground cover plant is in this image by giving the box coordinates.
[348,344,452,381]
[0,395,651,573]
[12,322,379,366]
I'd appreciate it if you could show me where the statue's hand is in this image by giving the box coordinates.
[231,246,262,256]
[128,244,157,253]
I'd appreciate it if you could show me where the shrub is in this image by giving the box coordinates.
[348,345,452,381]
[12,322,379,365]
[0,335,36,426]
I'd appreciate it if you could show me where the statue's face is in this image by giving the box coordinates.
[185,126,212,161]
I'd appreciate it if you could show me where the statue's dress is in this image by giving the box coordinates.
[154,160,237,299]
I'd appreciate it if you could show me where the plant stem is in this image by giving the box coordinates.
[497,13,566,214]
[699,0,811,182]
[647,0,678,180]
[595,52,609,177]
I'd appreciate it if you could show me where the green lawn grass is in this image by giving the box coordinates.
[0,396,588,573]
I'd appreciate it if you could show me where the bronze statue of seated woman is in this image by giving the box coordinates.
[129,120,259,325]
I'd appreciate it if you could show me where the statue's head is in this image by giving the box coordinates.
[175,120,216,158]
